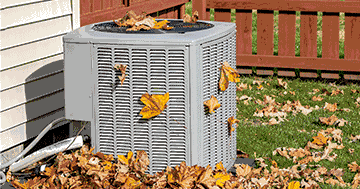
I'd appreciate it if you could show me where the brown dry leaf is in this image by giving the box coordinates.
[235,164,252,177]
[334,118,348,126]
[312,96,323,101]
[319,114,338,125]
[236,83,248,91]
[219,67,229,91]
[351,89,360,93]
[204,95,221,114]
[133,150,150,173]
[331,89,344,96]
[197,165,215,188]
[348,162,360,172]
[289,91,296,95]
[323,102,337,112]
[183,10,199,23]
[277,78,288,89]
[321,88,331,96]
[114,64,128,85]
[253,80,263,85]
[349,134,360,143]
[348,148,355,155]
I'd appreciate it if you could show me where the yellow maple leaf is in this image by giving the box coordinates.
[204,95,221,114]
[213,172,230,187]
[219,61,240,91]
[288,181,300,189]
[312,133,329,146]
[227,116,240,136]
[140,92,169,119]
[118,151,133,165]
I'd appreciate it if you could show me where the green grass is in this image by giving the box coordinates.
[234,75,360,188]
[182,2,359,188]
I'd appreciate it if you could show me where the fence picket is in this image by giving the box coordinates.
[299,12,318,78]
[344,13,360,80]
[277,11,296,77]
[256,10,274,76]
[345,13,360,60]
[322,12,339,59]
[235,9,253,75]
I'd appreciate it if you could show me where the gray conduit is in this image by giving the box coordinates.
[0,117,68,184]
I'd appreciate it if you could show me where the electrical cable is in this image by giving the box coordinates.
[0,119,88,185]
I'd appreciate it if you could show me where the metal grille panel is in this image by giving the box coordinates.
[201,32,237,170]
[96,46,187,174]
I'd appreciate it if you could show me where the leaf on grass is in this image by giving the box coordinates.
[319,114,338,125]
[277,78,288,89]
[289,91,295,95]
[219,61,240,91]
[312,96,323,101]
[323,102,337,112]
[312,133,329,146]
[334,118,348,126]
[331,89,344,96]
[236,83,249,91]
[204,95,221,114]
[351,89,360,93]
[140,92,169,119]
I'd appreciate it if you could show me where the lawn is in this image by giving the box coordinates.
[183,1,360,189]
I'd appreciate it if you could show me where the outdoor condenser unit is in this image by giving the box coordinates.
[64,19,237,175]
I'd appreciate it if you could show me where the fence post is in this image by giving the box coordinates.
[192,0,207,20]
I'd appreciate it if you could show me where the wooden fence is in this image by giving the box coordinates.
[193,0,360,80]
[80,0,189,26]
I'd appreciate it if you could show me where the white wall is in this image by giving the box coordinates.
[1,0,80,162]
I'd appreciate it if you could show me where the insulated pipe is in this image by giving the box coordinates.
[0,117,67,184]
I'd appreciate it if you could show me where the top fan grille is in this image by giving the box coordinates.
[91,20,214,34]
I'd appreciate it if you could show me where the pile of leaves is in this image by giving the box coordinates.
[6,141,360,188]
[113,10,199,31]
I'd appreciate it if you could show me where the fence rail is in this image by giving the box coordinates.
[193,0,360,80]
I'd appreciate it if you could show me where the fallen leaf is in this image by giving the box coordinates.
[227,116,240,136]
[312,133,329,146]
[219,61,240,91]
[312,96,323,101]
[288,181,300,189]
[139,92,169,119]
[319,114,338,125]
[204,95,221,114]
[323,102,337,112]
[277,78,288,89]
[114,64,127,86]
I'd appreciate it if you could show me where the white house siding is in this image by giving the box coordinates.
[0,0,80,165]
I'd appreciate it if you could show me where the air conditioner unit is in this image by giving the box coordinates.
[64,19,237,175]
